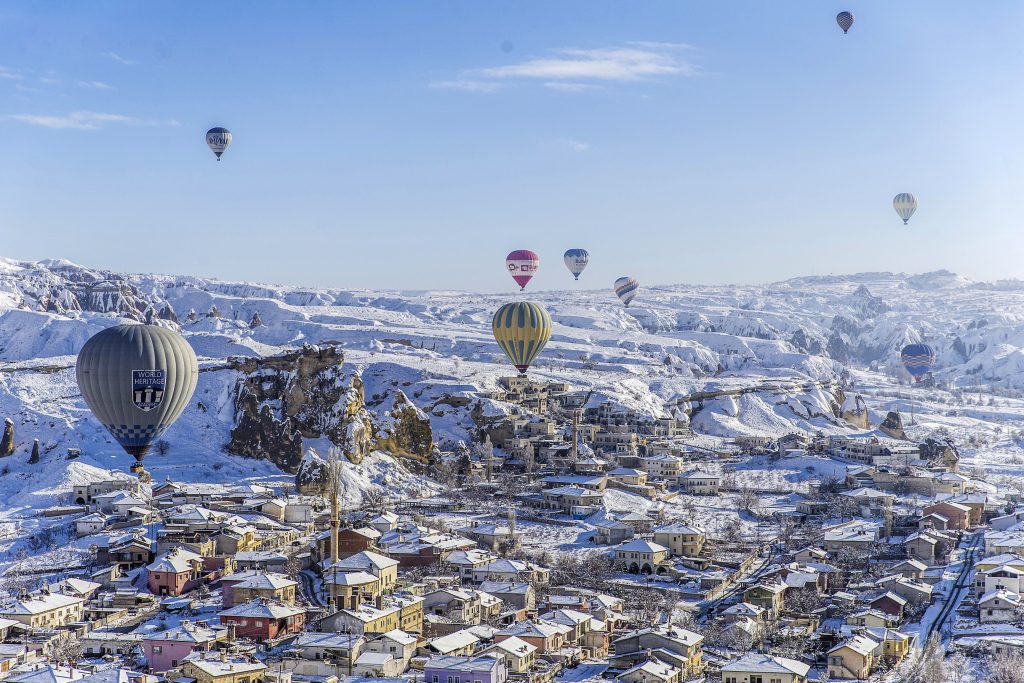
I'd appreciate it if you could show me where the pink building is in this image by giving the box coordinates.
[143,620,223,672]
[147,548,203,597]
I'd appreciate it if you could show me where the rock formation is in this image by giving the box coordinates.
[879,411,908,440]
[0,419,13,457]
[28,439,40,464]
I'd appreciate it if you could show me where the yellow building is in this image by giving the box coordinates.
[0,592,84,629]
[652,524,705,558]
[182,653,267,683]
[325,571,381,610]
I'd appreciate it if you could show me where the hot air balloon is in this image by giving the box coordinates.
[206,127,232,160]
[614,277,639,307]
[836,11,855,34]
[893,193,918,224]
[492,301,552,374]
[901,343,935,382]
[563,249,589,281]
[76,323,199,480]
[506,250,540,290]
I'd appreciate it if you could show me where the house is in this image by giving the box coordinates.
[891,559,928,580]
[720,652,809,683]
[364,629,417,672]
[980,590,1022,624]
[352,652,403,677]
[233,551,289,573]
[424,588,483,624]
[610,626,703,677]
[538,608,592,644]
[614,540,670,575]
[181,653,267,683]
[472,559,549,585]
[0,590,84,628]
[423,655,506,683]
[53,578,102,600]
[331,551,399,591]
[325,570,382,610]
[845,609,894,628]
[222,571,297,608]
[321,594,424,635]
[828,633,878,680]
[743,583,787,619]
[368,512,400,535]
[427,629,481,657]
[922,501,971,530]
[75,513,108,537]
[677,470,720,496]
[618,512,657,533]
[482,636,536,673]
[840,487,895,513]
[146,548,203,597]
[144,620,223,672]
[721,603,764,625]
[652,524,705,558]
[457,523,520,552]
[105,534,153,568]
[478,581,535,612]
[869,592,907,619]
[541,486,604,516]
[73,478,140,506]
[904,530,955,564]
[618,659,681,683]
[592,520,634,545]
[638,454,684,479]
[218,599,305,642]
[607,468,647,487]
[495,620,571,653]
[823,520,879,553]
[445,549,498,582]
[976,564,1024,600]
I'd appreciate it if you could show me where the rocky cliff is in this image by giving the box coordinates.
[226,344,434,473]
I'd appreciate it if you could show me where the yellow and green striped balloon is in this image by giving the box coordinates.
[492,301,552,374]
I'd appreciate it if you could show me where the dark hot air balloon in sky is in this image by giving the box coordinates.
[206,127,232,160]
[492,301,552,374]
[836,11,855,34]
[901,343,935,382]
[76,323,199,479]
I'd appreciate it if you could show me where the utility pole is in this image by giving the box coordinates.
[571,410,580,461]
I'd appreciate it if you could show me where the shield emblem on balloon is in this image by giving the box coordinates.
[132,370,166,411]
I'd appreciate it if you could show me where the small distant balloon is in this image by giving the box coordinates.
[206,127,232,160]
[563,249,589,280]
[506,250,540,291]
[500,40,515,53]
[893,193,918,224]
[901,343,935,382]
[836,11,855,34]
[614,277,639,307]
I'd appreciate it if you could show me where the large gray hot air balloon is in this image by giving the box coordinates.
[76,323,199,479]
[206,127,232,160]
[893,193,918,224]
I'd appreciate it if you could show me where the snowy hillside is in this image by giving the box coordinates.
[1,258,1024,523]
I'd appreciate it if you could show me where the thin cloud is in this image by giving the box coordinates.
[0,66,23,81]
[10,111,179,130]
[560,139,591,152]
[104,52,135,65]
[430,79,504,93]
[543,81,602,93]
[436,42,697,94]
[77,80,113,90]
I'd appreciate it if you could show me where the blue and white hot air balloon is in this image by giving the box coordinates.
[206,127,232,160]
[614,277,639,307]
[901,343,935,382]
[563,249,589,280]
[893,193,918,224]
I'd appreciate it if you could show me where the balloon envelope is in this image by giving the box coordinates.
[492,301,552,374]
[206,127,232,160]
[76,324,199,469]
[901,343,935,381]
[614,277,639,307]
[506,250,540,290]
[836,11,854,33]
[563,249,589,280]
[893,193,918,224]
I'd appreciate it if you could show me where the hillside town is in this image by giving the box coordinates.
[0,373,1020,683]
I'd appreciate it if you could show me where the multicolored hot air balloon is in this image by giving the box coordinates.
[836,11,855,34]
[206,127,232,160]
[76,323,199,479]
[901,343,935,382]
[492,301,552,374]
[893,193,918,224]
[506,250,540,290]
[614,277,639,307]
[563,249,589,280]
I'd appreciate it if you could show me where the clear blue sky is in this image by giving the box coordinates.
[1,1,1022,292]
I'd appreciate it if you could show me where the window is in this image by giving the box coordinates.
[152,646,162,654]
[432,677,438,682]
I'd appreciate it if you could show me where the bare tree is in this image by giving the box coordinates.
[987,650,1024,683]
[895,634,948,683]
[49,635,83,667]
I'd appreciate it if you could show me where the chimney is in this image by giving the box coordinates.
[220,652,227,663]
[227,624,237,642]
